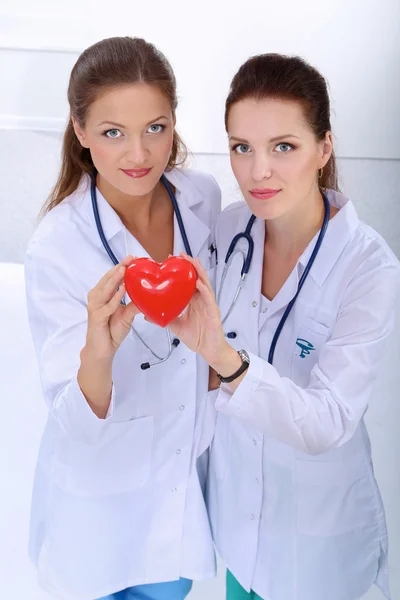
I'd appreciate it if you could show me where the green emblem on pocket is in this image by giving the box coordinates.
[296,338,315,358]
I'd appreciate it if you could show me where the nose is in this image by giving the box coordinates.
[251,151,272,182]
[125,137,149,165]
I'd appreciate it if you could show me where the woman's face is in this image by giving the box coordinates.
[227,97,332,220]
[73,83,174,197]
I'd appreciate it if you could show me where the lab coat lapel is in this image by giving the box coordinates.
[173,200,210,259]
[223,213,264,356]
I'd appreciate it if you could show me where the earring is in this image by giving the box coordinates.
[318,168,323,179]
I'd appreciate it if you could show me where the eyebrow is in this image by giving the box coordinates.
[97,115,170,128]
[229,134,300,144]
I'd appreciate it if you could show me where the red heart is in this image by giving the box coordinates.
[124,256,197,327]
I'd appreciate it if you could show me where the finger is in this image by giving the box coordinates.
[95,255,134,292]
[120,299,141,328]
[94,281,128,320]
[90,265,126,309]
[180,253,211,290]
[94,263,124,293]
[120,254,135,266]
[196,279,219,315]
[180,251,195,264]
[193,258,214,295]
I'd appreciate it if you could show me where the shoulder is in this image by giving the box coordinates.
[219,200,247,221]
[175,167,221,197]
[215,200,248,240]
[168,167,221,209]
[168,168,222,232]
[354,222,399,271]
[343,220,400,290]
[26,177,90,264]
[335,220,400,319]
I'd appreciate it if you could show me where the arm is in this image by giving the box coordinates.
[25,240,138,443]
[169,255,400,455]
[213,264,400,454]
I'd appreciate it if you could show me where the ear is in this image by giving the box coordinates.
[72,116,89,148]
[319,131,333,169]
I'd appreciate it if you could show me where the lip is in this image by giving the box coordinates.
[249,188,281,200]
[122,167,153,179]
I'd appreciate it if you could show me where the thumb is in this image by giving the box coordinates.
[124,300,141,324]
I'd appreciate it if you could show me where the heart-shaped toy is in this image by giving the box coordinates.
[124,256,197,327]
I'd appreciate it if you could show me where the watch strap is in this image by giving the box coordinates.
[217,350,250,383]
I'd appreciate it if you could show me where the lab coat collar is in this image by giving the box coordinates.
[297,190,359,287]
[229,190,359,325]
[76,170,209,259]
[237,189,359,289]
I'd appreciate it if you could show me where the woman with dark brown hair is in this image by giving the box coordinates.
[168,54,400,600]
[25,37,220,600]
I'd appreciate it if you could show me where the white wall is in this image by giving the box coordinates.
[1,0,400,158]
[0,2,399,600]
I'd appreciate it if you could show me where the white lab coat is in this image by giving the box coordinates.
[208,190,400,600]
[25,168,221,600]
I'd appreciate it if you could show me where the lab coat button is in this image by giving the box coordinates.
[179,405,185,411]
[255,478,260,484]
[171,487,177,493]
[176,449,181,455]
[181,359,186,364]
[252,301,257,307]
[252,439,257,446]
[250,514,255,520]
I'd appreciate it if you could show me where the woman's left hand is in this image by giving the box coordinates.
[168,253,230,368]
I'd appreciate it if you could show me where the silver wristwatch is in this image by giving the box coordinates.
[217,349,250,383]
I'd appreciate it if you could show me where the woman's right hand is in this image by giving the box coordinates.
[84,255,140,361]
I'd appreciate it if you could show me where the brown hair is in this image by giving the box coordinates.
[225,53,339,190]
[43,36,188,214]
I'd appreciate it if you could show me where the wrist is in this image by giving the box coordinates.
[80,344,115,366]
[209,343,242,378]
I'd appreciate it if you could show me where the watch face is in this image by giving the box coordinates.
[239,349,250,363]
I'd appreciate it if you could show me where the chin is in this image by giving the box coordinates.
[116,170,163,196]
[246,199,288,221]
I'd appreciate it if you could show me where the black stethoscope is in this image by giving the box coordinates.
[217,192,331,365]
[90,172,193,370]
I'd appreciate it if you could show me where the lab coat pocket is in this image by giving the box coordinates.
[53,415,154,496]
[291,317,331,386]
[295,456,373,536]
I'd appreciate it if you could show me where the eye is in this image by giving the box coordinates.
[232,143,251,154]
[147,124,165,134]
[275,142,295,153]
[104,129,122,139]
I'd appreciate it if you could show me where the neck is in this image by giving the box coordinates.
[97,174,169,232]
[265,187,329,258]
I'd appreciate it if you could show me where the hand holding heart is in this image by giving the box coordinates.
[122,253,227,366]
[123,255,197,327]
[167,253,227,365]
[85,255,140,360]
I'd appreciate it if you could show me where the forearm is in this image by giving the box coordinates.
[78,346,114,419]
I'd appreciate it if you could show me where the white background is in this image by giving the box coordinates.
[0,1,399,599]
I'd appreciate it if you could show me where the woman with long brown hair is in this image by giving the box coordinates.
[25,37,220,600]
[168,54,400,600]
